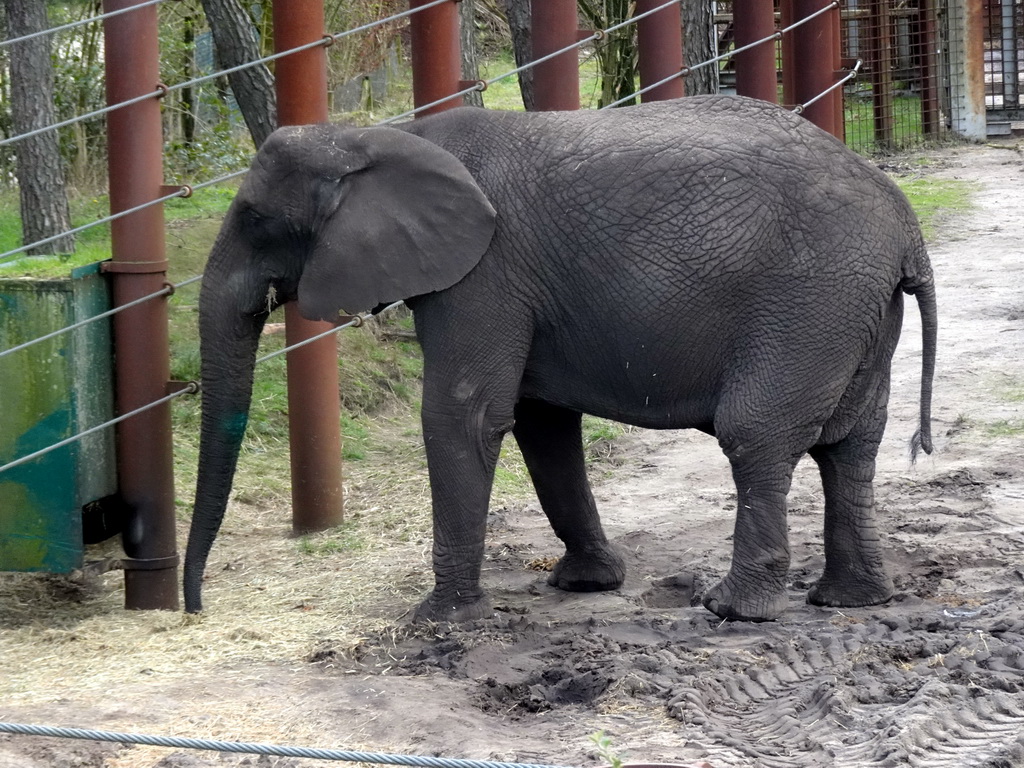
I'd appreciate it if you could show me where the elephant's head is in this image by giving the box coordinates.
[183,124,496,613]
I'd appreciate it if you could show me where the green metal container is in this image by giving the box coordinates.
[0,261,117,573]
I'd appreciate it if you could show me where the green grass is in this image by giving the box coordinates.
[0,186,236,279]
[844,92,931,155]
[983,420,1024,438]
[895,177,977,240]
[297,521,367,556]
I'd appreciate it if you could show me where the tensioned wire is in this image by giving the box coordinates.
[0,2,853,474]
[0,0,800,263]
[604,0,841,109]
[0,0,166,50]
[0,0,452,152]
[0,722,579,768]
[0,0,454,262]
[0,304,402,477]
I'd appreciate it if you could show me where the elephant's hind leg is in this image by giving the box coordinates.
[513,399,625,592]
[807,400,894,608]
[703,379,828,621]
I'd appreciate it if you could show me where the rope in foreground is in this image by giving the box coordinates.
[0,722,578,768]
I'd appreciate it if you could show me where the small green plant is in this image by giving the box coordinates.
[589,731,623,768]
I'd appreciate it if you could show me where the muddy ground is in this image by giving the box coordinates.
[2,141,1024,768]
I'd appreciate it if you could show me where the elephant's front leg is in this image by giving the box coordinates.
[413,395,513,623]
[513,399,625,592]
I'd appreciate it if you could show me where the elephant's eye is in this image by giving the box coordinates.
[245,207,267,227]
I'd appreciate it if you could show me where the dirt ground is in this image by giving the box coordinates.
[2,140,1024,768]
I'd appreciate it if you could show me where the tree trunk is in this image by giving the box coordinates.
[461,0,485,107]
[501,0,534,110]
[198,0,277,147]
[682,0,718,95]
[579,0,637,108]
[3,0,74,255]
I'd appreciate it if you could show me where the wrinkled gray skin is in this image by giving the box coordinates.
[184,96,936,623]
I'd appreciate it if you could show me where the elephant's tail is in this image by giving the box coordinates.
[903,273,936,461]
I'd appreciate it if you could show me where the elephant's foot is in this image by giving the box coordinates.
[807,569,893,608]
[547,544,625,592]
[702,572,788,622]
[412,589,493,624]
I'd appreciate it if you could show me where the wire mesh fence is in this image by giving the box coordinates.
[841,0,949,152]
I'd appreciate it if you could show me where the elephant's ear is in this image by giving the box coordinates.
[297,127,496,319]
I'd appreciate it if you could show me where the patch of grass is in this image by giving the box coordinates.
[297,521,367,555]
[0,185,238,279]
[895,177,977,240]
[583,415,628,463]
[983,420,1024,438]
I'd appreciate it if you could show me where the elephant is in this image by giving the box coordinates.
[183,95,936,623]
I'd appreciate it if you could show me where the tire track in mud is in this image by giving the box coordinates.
[662,619,1024,767]
[323,608,1024,768]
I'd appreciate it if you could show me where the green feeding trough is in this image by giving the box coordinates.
[0,260,117,573]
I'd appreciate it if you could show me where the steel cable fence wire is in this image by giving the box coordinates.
[0,170,255,358]
[0,0,452,153]
[0,0,165,50]
[0,722,578,768]
[603,0,841,109]
[0,303,403,477]
[0,276,202,361]
[0,184,192,265]
[2,0,665,267]
[0,384,198,477]
[793,58,862,113]
[383,0,688,123]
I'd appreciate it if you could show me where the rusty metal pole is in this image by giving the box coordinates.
[636,0,684,101]
[868,0,895,148]
[832,8,844,142]
[781,0,796,104]
[919,0,940,135]
[410,0,463,115]
[103,0,178,609]
[790,0,839,136]
[273,2,345,535]
[734,0,778,102]
[531,0,580,110]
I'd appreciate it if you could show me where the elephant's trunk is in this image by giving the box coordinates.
[183,240,268,613]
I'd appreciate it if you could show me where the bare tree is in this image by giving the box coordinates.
[461,0,484,107]
[198,0,276,147]
[682,0,718,95]
[501,0,534,110]
[3,0,74,254]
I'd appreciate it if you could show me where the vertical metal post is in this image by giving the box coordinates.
[410,0,462,115]
[531,0,580,110]
[273,2,345,535]
[1001,0,1019,108]
[636,0,684,101]
[780,0,796,104]
[947,0,987,139]
[868,0,894,147]
[734,0,778,102]
[103,0,178,609]
[919,0,940,135]
[790,0,840,136]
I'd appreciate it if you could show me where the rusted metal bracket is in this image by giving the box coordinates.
[119,554,180,571]
[101,260,169,274]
